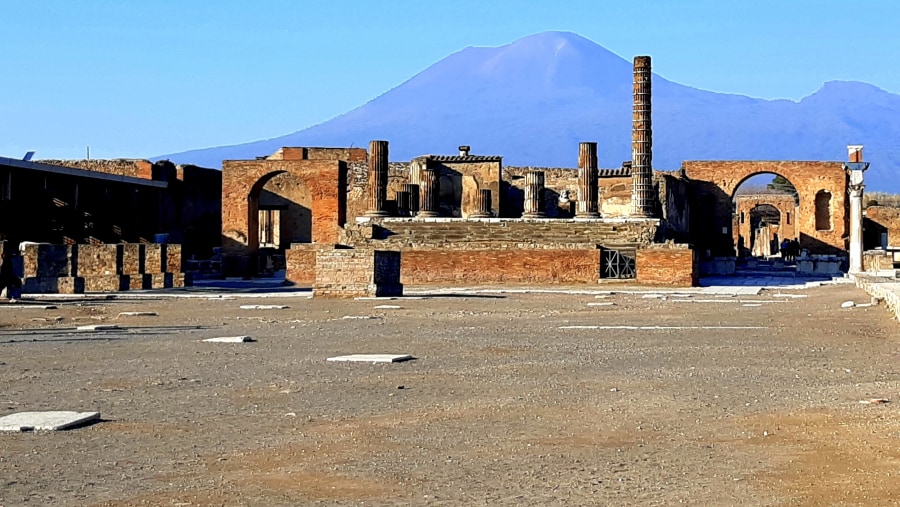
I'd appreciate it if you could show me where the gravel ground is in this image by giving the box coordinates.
[0,282,898,506]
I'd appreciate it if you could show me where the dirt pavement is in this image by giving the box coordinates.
[0,281,898,506]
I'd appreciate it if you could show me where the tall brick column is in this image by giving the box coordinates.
[365,140,390,217]
[631,56,655,218]
[418,165,440,218]
[402,183,420,216]
[469,189,493,218]
[576,142,601,218]
[522,171,547,218]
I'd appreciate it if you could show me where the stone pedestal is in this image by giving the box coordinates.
[418,166,440,218]
[631,56,655,218]
[469,189,493,218]
[576,142,601,218]
[364,140,390,217]
[402,183,419,216]
[522,171,547,218]
[314,248,402,298]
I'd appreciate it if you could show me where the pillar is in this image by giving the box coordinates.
[418,166,440,218]
[631,56,655,218]
[846,145,868,274]
[364,140,390,217]
[469,189,492,218]
[522,171,547,218]
[402,183,420,216]
[395,191,411,217]
[576,142,601,218]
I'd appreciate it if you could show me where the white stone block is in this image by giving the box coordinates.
[202,336,255,343]
[0,411,100,431]
[239,305,289,310]
[76,324,120,331]
[327,354,415,363]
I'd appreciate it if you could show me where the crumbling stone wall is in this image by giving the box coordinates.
[20,243,188,294]
[865,206,900,248]
[503,167,634,218]
[683,161,847,255]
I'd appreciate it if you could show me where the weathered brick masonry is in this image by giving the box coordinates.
[635,244,698,286]
[683,161,847,255]
[313,248,402,298]
[401,248,600,284]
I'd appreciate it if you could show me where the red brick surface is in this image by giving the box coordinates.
[400,249,600,285]
[683,161,847,255]
[635,247,698,287]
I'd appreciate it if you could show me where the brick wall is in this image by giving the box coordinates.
[401,248,600,284]
[865,206,900,248]
[313,248,402,298]
[683,160,847,255]
[221,159,346,266]
[285,244,318,285]
[635,245,698,287]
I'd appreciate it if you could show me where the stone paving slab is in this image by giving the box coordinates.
[327,354,415,363]
[202,336,255,343]
[0,411,100,431]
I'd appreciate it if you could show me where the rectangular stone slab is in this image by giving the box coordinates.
[202,336,255,343]
[327,354,415,363]
[0,411,100,431]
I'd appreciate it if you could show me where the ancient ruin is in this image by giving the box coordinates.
[0,54,885,298]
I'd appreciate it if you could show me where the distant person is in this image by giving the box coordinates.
[0,252,21,303]
[790,239,801,263]
[780,239,790,260]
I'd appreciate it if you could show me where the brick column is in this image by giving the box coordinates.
[418,166,440,217]
[522,171,547,218]
[402,183,419,216]
[631,56,655,218]
[576,141,601,218]
[365,140,390,217]
[469,189,493,218]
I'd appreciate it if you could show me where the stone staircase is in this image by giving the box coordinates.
[734,258,799,277]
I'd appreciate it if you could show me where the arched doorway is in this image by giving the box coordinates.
[731,172,800,261]
[684,160,847,256]
[246,171,313,276]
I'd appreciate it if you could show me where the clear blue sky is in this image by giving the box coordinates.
[2,0,897,160]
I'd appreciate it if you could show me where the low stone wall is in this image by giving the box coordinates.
[699,257,736,276]
[313,248,402,298]
[401,248,600,285]
[635,244,698,287]
[18,243,190,294]
[863,250,896,272]
[853,274,900,322]
[796,255,845,276]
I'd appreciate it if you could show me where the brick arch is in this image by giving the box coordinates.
[222,158,346,257]
[734,195,799,257]
[683,161,847,255]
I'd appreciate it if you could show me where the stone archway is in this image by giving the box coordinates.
[684,161,847,255]
[221,158,347,270]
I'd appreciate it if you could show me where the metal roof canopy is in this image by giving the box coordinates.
[0,156,168,189]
